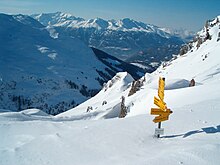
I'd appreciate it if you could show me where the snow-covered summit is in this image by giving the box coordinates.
[32,12,170,36]
[31,12,85,27]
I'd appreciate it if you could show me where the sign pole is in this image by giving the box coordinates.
[157,122,161,138]
[157,77,164,138]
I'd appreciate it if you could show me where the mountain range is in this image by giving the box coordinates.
[32,12,193,71]
[0,13,144,115]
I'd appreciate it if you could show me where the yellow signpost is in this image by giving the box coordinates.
[158,77,165,101]
[154,96,166,111]
[153,115,169,123]
[150,108,172,115]
[150,77,172,138]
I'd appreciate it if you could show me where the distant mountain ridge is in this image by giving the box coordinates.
[32,12,171,34]
[0,13,144,115]
[32,12,190,71]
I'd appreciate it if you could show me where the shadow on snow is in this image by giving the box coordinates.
[162,125,220,138]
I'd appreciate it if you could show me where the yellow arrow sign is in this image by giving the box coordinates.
[153,115,169,123]
[151,108,172,115]
[154,96,166,111]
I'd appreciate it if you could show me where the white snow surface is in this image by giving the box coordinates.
[1,16,220,165]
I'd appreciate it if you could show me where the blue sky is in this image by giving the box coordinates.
[0,0,219,31]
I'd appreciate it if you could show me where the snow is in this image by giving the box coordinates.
[32,12,173,37]
[46,25,59,39]
[1,15,220,165]
[131,62,151,70]
[37,46,58,60]
[149,62,160,68]
[57,72,134,119]
[1,100,220,165]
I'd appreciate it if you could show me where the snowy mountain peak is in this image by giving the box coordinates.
[85,18,109,29]
[31,12,85,27]
[32,12,172,35]
[119,18,138,29]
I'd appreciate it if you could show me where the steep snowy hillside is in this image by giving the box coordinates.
[156,16,220,83]
[32,12,185,71]
[0,13,144,115]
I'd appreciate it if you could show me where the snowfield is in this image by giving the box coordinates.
[0,16,220,165]
[0,99,220,165]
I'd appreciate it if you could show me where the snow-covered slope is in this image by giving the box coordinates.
[59,15,220,119]
[0,13,144,115]
[156,16,220,84]
[32,12,185,71]
[0,16,220,165]
[57,72,134,119]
